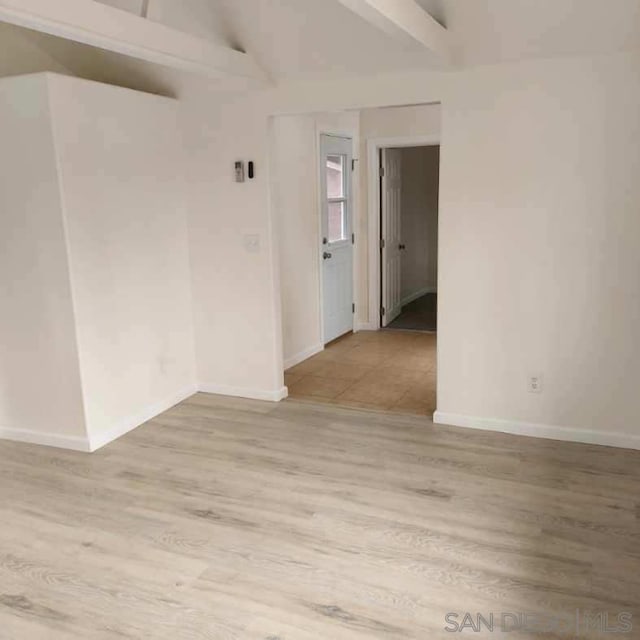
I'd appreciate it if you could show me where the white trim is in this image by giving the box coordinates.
[367,134,441,331]
[284,343,324,370]
[355,321,378,332]
[0,427,91,452]
[88,384,198,452]
[401,286,437,307]
[199,384,289,403]
[433,411,640,451]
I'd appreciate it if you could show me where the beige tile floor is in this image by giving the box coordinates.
[285,330,436,415]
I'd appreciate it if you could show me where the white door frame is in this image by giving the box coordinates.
[366,134,440,330]
[316,129,357,345]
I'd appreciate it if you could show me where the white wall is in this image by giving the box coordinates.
[270,110,360,368]
[436,52,640,448]
[270,115,321,367]
[399,145,439,302]
[48,74,196,447]
[0,74,88,449]
[181,93,286,400]
[186,51,640,449]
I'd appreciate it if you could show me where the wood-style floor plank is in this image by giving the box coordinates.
[0,393,638,639]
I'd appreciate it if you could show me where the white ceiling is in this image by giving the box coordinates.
[216,0,640,78]
[211,0,441,80]
[415,0,640,66]
[2,0,640,91]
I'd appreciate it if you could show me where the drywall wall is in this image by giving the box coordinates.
[270,110,360,368]
[270,114,321,368]
[399,145,439,302]
[48,73,196,447]
[188,50,640,449]
[358,104,442,327]
[0,74,88,449]
[181,92,286,400]
[435,51,640,448]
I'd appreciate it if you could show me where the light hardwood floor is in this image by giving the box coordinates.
[0,393,639,639]
[286,330,436,415]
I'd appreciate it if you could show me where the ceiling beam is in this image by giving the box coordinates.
[0,0,270,85]
[336,0,452,65]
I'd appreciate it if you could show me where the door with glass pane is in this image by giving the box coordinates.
[319,134,353,344]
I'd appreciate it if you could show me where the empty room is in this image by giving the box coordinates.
[0,1,639,638]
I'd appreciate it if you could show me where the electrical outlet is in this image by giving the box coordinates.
[528,373,543,394]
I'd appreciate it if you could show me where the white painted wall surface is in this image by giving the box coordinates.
[270,115,321,367]
[0,75,88,447]
[181,93,286,400]
[436,52,640,447]
[399,145,439,302]
[47,74,197,447]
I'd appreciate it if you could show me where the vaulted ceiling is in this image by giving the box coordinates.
[1,0,639,93]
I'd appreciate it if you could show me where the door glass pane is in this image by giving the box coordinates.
[328,201,346,243]
[326,155,344,199]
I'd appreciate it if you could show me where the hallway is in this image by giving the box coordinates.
[285,331,436,415]
[387,292,437,332]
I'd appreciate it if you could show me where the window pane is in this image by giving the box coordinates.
[326,155,344,199]
[328,201,346,243]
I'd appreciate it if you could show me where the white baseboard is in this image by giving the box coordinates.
[284,343,324,370]
[88,384,198,452]
[401,286,437,307]
[0,426,91,452]
[433,411,640,451]
[199,383,288,403]
[355,322,379,332]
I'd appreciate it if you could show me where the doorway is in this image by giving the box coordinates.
[319,134,354,344]
[378,143,440,333]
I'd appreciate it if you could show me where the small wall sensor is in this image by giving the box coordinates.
[248,161,255,179]
[235,161,245,183]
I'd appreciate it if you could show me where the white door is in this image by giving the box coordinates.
[320,135,353,344]
[381,147,403,326]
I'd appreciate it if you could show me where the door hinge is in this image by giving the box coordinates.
[352,303,355,314]
[351,159,356,171]
[380,238,385,250]
[381,306,386,316]
[379,166,385,178]
[351,232,355,245]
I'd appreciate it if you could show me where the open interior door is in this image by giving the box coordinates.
[381,147,403,327]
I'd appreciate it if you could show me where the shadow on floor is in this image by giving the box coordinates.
[387,293,437,332]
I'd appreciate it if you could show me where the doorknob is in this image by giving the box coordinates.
[399,244,406,250]
[323,252,332,260]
